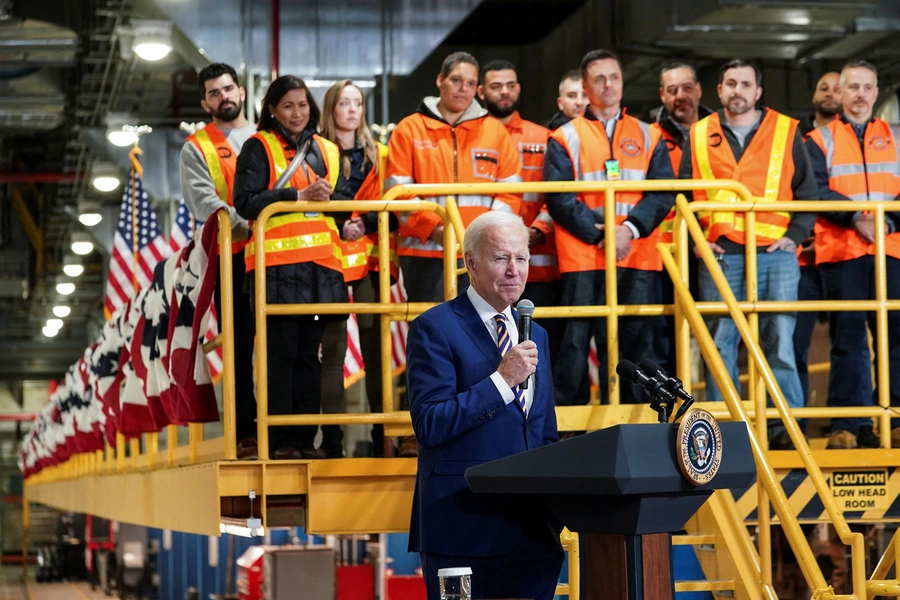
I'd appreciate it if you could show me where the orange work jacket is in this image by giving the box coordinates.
[549,111,663,272]
[243,131,342,273]
[691,110,797,246]
[807,117,900,263]
[503,112,558,282]
[186,123,247,253]
[385,100,522,259]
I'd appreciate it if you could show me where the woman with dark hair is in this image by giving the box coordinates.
[233,75,346,460]
[317,79,398,458]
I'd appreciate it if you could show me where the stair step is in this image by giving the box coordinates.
[672,534,717,546]
[674,580,735,592]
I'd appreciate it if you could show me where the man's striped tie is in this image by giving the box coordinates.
[495,314,527,415]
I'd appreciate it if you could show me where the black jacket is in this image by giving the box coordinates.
[545,110,572,131]
[233,122,349,311]
[678,108,818,250]
[652,104,714,150]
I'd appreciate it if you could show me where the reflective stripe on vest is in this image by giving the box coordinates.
[245,132,343,272]
[188,125,248,253]
[694,113,793,243]
[193,128,229,203]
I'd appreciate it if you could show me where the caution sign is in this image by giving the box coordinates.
[830,470,889,512]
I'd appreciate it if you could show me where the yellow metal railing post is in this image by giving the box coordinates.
[604,188,619,406]
[254,210,271,461]
[22,496,29,581]
[146,432,158,470]
[442,196,458,301]
[166,424,177,467]
[673,197,692,394]
[218,210,238,460]
[874,205,891,448]
[116,432,124,472]
[189,423,202,465]
[130,438,140,471]
[377,209,394,415]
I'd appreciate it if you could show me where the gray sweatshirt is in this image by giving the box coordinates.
[179,123,257,240]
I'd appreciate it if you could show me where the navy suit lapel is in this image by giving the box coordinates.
[453,294,501,366]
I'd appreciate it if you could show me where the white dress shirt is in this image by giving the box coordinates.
[466,286,535,415]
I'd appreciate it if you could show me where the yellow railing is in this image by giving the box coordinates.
[667,193,900,599]
[27,180,900,600]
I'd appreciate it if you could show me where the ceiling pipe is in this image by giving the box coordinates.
[272,0,279,81]
[0,172,83,183]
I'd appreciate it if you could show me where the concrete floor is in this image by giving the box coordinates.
[0,567,107,600]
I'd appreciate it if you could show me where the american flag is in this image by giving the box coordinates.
[103,149,170,318]
[169,200,223,379]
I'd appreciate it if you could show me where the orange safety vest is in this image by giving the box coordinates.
[243,130,343,273]
[549,111,663,273]
[651,122,681,245]
[186,123,247,253]
[503,112,558,282]
[385,104,522,259]
[342,141,401,282]
[691,110,797,247]
[807,117,900,264]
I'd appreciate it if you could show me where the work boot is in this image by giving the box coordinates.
[857,425,881,449]
[236,438,259,460]
[398,435,419,457]
[825,430,857,449]
[768,429,795,451]
[891,427,900,449]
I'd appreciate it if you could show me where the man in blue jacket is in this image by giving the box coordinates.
[406,211,564,600]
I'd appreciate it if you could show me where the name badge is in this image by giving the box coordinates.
[304,212,321,218]
[605,159,621,181]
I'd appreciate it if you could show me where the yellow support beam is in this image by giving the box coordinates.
[9,185,44,276]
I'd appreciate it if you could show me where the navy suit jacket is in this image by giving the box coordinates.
[406,291,561,557]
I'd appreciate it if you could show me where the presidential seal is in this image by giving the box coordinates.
[677,408,722,485]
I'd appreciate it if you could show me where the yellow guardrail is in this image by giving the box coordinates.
[29,179,900,600]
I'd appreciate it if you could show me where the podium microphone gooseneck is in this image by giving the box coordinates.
[638,358,695,422]
[516,299,535,390]
[616,360,675,423]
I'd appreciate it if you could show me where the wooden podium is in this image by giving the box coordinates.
[465,422,755,600]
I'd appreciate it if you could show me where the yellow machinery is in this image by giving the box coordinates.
[22,179,900,599]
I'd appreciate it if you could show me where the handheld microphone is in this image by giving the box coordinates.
[638,358,695,421]
[516,299,535,390]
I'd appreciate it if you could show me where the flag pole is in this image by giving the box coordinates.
[128,145,144,294]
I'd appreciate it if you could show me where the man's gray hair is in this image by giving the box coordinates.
[464,212,529,260]
[840,59,878,87]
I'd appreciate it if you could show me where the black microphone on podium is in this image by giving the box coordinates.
[638,358,695,422]
[516,299,535,390]
[616,360,676,422]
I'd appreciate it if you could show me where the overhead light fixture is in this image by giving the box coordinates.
[106,112,138,147]
[42,326,59,338]
[56,282,75,296]
[78,198,103,227]
[71,232,94,256]
[52,305,71,318]
[63,255,83,277]
[46,318,64,330]
[219,523,265,538]
[92,162,121,192]
[131,20,173,62]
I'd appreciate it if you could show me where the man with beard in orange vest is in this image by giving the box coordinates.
[679,59,817,450]
[180,63,258,459]
[477,59,562,366]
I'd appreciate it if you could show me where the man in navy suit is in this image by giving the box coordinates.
[406,211,564,600]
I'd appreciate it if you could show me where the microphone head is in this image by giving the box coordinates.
[638,358,666,377]
[615,360,641,384]
[516,299,535,318]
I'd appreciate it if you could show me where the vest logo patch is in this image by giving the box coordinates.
[709,132,724,148]
[620,137,642,157]
[217,147,233,159]
[869,135,891,151]
[413,139,438,151]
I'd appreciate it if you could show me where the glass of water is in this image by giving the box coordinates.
[437,566,472,600]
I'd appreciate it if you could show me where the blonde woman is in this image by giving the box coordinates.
[318,80,396,458]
